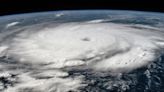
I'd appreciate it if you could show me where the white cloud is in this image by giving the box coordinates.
[6,22,19,28]
[1,22,164,91]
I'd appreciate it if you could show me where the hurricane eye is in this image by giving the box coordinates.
[81,37,90,41]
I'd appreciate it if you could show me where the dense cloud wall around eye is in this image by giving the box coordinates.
[0,22,164,73]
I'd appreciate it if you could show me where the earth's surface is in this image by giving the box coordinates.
[0,10,164,92]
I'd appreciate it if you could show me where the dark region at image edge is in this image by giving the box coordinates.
[0,0,163,16]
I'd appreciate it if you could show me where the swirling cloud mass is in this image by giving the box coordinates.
[0,11,164,92]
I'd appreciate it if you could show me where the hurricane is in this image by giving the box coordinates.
[0,10,164,92]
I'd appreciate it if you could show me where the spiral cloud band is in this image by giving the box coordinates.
[1,21,164,92]
[0,23,163,72]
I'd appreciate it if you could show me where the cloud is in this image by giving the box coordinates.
[0,22,164,91]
